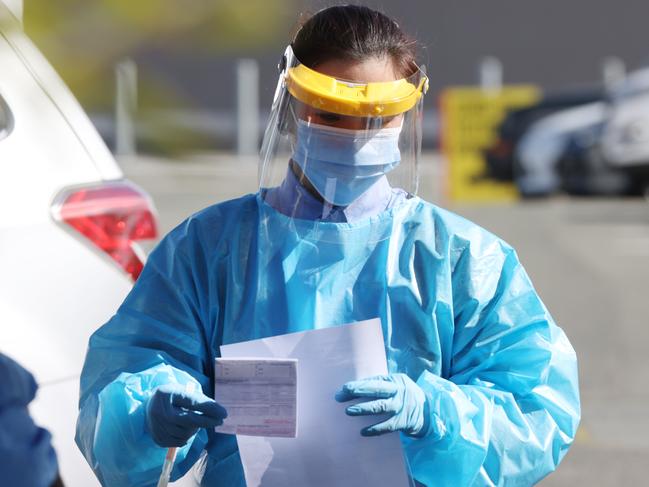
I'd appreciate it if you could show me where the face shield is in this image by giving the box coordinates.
[259,45,428,220]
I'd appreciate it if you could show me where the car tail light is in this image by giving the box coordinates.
[490,139,512,158]
[52,181,158,280]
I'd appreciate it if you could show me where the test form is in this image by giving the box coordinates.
[214,358,297,437]
[220,318,411,487]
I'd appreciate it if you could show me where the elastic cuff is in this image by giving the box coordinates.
[406,397,431,439]
[414,371,448,442]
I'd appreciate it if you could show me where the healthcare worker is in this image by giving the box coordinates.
[0,353,63,487]
[76,5,580,486]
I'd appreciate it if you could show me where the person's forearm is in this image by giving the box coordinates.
[78,363,208,486]
[405,352,579,486]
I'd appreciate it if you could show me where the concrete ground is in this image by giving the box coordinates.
[121,152,649,486]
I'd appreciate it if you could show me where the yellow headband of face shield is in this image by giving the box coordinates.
[285,63,429,118]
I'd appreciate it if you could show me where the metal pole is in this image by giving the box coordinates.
[602,56,626,89]
[236,59,259,156]
[115,59,138,156]
[479,56,503,92]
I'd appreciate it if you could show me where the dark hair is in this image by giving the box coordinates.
[292,5,418,78]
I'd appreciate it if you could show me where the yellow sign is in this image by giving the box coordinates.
[439,86,541,202]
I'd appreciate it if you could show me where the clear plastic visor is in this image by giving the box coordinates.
[259,46,427,231]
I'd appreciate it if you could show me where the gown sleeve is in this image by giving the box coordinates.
[403,233,580,486]
[0,353,59,487]
[75,218,214,487]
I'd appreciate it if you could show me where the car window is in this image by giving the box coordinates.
[0,93,13,141]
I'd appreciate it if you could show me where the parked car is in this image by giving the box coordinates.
[483,87,604,182]
[514,66,649,197]
[598,68,649,192]
[555,120,632,195]
[0,4,157,485]
[513,101,609,196]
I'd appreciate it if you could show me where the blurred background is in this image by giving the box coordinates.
[19,0,649,156]
[2,0,649,485]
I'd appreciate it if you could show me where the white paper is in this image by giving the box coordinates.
[214,358,297,437]
[220,318,411,487]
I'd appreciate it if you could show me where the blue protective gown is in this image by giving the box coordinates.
[76,193,580,486]
[0,353,59,487]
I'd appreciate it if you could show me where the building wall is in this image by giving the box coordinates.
[198,0,649,117]
[307,0,649,95]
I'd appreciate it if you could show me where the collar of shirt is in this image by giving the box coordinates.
[264,166,406,222]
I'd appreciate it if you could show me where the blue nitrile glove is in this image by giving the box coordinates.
[336,373,429,437]
[145,383,228,447]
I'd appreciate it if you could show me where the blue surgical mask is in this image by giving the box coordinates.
[292,120,402,206]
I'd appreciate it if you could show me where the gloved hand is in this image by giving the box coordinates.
[336,373,428,437]
[0,353,37,408]
[0,354,60,487]
[145,383,227,447]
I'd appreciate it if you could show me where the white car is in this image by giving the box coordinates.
[0,4,157,485]
[600,67,649,180]
[514,101,608,196]
[514,66,649,196]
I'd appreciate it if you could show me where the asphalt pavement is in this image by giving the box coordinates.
[121,152,649,486]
